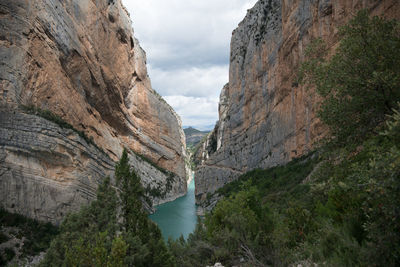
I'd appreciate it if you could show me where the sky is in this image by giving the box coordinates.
[122,0,258,130]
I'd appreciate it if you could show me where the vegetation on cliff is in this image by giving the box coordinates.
[167,11,400,266]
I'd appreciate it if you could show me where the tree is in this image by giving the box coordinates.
[115,149,147,237]
[300,10,400,145]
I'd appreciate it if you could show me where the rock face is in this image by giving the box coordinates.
[0,0,188,223]
[195,0,400,204]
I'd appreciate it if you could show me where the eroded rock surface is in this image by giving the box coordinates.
[195,0,400,205]
[0,0,188,222]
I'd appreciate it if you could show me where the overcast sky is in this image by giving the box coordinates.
[122,0,258,130]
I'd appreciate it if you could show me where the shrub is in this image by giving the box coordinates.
[299,10,400,145]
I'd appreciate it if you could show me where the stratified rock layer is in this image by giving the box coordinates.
[195,0,400,204]
[0,110,114,223]
[0,0,188,223]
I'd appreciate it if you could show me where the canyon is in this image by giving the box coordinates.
[0,0,399,227]
[0,0,189,224]
[0,0,399,265]
[195,0,400,206]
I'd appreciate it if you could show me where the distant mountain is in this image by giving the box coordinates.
[184,127,209,148]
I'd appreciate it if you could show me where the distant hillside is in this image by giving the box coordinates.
[184,127,209,148]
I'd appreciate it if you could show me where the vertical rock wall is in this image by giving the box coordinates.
[0,0,188,223]
[195,0,400,204]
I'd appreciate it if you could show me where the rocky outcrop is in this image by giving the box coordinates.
[195,0,400,204]
[0,0,188,223]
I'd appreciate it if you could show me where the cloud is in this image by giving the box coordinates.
[122,0,258,129]
[149,65,228,98]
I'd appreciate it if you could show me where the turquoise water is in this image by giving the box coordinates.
[149,179,197,241]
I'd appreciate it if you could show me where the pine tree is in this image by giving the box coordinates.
[115,149,147,237]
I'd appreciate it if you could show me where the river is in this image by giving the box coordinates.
[149,178,197,241]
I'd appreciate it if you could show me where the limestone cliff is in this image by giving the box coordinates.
[196,0,400,205]
[0,0,188,223]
